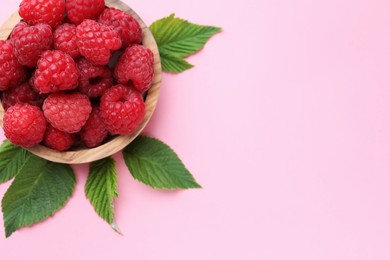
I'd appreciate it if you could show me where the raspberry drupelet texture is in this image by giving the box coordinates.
[43,92,92,133]
[11,22,53,67]
[2,82,43,110]
[100,84,145,134]
[98,8,142,48]
[0,40,26,91]
[80,106,108,147]
[53,23,80,59]
[77,58,113,98]
[66,0,105,25]
[114,45,154,93]
[44,125,76,151]
[19,0,66,28]
[28,74,39,93]
[34,50,80,93]
[3,104,47,147]
[76,19,121,65]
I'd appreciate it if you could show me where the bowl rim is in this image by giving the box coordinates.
[0,0,162,164]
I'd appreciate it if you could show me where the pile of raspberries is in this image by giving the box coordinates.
[0,0,154,151]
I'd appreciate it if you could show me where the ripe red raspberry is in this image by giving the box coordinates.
[98,8,142,48]
[66,0,105,25]
[0,40,26,91]
[114,45,154,93]
[28,74,40,93]
[34,50,80,93]
[53,23,80,59]
[3,104,47,147]
[19,0,65,28]
[43,92,92,133]
[100,84,145,134]
[76,19,121,65]
[43,125,76,151]
[80,106,108,147]
[77,58,113,98]
[2,82,43,111]
[11,22,53,68]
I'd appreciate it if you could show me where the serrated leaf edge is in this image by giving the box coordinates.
[123,136,203,190]
[85,157,120,233]
[2,161,75,237]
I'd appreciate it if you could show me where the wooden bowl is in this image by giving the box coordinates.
[0,0,162,164]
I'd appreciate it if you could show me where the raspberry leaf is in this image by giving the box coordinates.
[2,155,75,237]
[150,14,221,73]
[85,157,120,233]
[160,52,194,73]
[123,136,202,190]
[0,140,36,183]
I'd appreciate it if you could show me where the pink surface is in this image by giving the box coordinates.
[1,0,390,259]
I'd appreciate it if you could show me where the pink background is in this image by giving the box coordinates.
[1,0,390,259]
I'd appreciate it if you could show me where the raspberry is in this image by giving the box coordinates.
[2,82,43,110]
[0,40,26,91]
[43,125,76,151]
[76,19,121,65]
[34,50,80,93]
[19,0,65,28]
[43,92,92,133]
[3,104,46,147]
[114,45,154,93]
[53,23,80,59]
[66,0,105,25]
[28,74,39,93]
[11,22,53,68]
[100,84,145,134]
[77,58,113,98]
[80,106,108,147]
[98,8,142,48]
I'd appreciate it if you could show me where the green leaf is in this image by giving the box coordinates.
[85,157,120,233]
[123,136,202,190]
[0,140,36,183]
[150,14,221,73]
[160,52,194,73]
[1,156,75,237]
[150,14,221,58]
